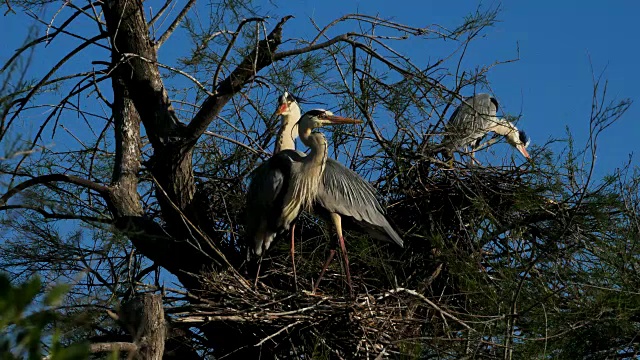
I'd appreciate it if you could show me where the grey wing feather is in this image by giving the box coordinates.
[244,159,285,240]
[444,93,498,148]
[317,159,404,247]
[245,150,306,239]
[247,162,283,211]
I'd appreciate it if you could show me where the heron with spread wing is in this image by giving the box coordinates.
[245,93,403,295]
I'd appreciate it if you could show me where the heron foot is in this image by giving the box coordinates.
[290,223,298,292]
[313,249,336,294]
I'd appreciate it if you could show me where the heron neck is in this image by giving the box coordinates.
[285,130,327,213]
[300,131,328,168]
[489,118,516,136]
[275,105,301,153]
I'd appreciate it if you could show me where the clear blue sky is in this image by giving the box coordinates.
[1,1,637,178]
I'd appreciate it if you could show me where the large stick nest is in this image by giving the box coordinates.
[173,158,570,358]
[171,266,464,358]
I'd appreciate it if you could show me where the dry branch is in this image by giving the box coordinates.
[186,15,293,142]
[89,342,138,354]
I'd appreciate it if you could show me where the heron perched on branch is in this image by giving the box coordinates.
[442,93,531,164]
[245,93,404,295]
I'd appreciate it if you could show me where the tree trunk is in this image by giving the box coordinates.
[103,0,196,218]
[110,63,143,217]
[102,0,207,287]
[120,294,166,360]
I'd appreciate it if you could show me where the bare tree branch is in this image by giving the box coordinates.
[185,15,293,143]
[89,341,137,353]
[212,17,266,91]
[3,0,15,16]
[1,174,110,205]
[2,33,107,144]
[0,205,112,223]
[156,0,197,48]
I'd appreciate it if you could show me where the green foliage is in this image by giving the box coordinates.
[0,273,88,360]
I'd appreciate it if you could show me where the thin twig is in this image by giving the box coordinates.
[382,288,476,332]
[4,0,15,15]
[255,321,303,347]
[203,131,260,154]
[212,17,266,91]
[156,0,197,48]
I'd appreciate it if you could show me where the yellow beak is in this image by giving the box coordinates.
[516,144,530,159]
[321,114,363,125]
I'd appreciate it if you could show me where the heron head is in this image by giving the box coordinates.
[505,128,531,159]
[275,91,301,116]
[297,109,363,133]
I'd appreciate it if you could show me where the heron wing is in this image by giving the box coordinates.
[444,93,498,148]
[245,150,305,240]
[317,159,404,247]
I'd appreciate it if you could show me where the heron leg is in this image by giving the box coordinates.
[254,256,263,289]
[290,223,298,291]
[470,150,481,166]
[312,249,336,294]
[331,213,353,297]
[469,138,487,166]
[337,233,353,297]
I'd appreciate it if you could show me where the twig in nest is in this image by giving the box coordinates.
[382,288,476,332]
[255,320,303,347]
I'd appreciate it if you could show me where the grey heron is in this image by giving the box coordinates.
[273,91,300,154]
[252,91,301,283]
[442,93,530,164]
[245,95,404,295]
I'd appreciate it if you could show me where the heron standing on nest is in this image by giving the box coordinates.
[245,95,404,296]
[442,93,531,165]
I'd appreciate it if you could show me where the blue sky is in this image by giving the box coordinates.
[272,0,639,175]
[2,1,637,179]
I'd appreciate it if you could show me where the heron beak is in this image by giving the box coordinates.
[322,114,363,125]
[517,144,530,159]
[275,103,288,115]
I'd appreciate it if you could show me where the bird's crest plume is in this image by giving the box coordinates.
[295,109,329,126]
[519,130,531,148]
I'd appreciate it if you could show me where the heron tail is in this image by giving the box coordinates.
[364,222,404,248]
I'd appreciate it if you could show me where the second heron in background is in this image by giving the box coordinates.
[442,93,530,165]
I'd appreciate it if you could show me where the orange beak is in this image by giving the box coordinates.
[275,103,288,115]
[321,114,363,125]
[517,144,530,159]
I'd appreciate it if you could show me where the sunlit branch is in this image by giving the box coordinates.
[149,0,173,28]
[186,15,293,143]
[89,342,137,354]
